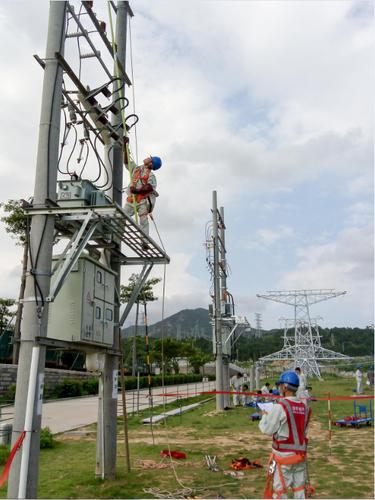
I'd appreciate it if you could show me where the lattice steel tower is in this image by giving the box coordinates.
[255,313,262,337]
[257,289,350,377]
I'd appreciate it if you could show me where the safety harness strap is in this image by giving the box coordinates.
[292,485,306,492]
[263,452,307,499]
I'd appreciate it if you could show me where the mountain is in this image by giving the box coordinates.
[123,307,211,339]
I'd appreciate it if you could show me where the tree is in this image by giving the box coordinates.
[151,338,182,374]
[120,274,161,376]
[180,340,211,374]
[0,199,30,363]
[0,298,16,336]
[120,274,161,303]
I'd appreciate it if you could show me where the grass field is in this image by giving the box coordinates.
[0,375,373,499]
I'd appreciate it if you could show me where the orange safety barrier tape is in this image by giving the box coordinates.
[0,431,26,488]
[154,390,374,401]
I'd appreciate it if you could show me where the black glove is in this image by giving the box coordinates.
[138,183,153,194]
[130,183,153,195]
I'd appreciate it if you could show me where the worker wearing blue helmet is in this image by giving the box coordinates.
[259,370,312,499]
[123,150,162,240]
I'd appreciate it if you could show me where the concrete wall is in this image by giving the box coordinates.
[0,363,95,397]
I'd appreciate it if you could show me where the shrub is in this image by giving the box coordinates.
[0,444,10,465]
[82,378,99,395]
[40,427,55,449]
[120,373,213,390]
[52,379,83,398]
[5,384,16,402]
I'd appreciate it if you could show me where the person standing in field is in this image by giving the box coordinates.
[230,372,243,407]
[259,370,311,499]
[355,365,363,394]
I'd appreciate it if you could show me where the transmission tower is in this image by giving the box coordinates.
[257,289,350,377]
[255,313,262,337]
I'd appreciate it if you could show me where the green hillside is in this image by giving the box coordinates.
[123,308,374,359]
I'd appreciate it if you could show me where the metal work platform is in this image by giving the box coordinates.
[25,202,170,307]
[26,202,169,262]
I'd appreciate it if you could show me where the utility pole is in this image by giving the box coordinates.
[8,1,168,496]
[8,3,67,498]
[212,191,224,410]
[219,207,230,409]
[96,1,129,480]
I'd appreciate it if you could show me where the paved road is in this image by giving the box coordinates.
[1,380,216,435]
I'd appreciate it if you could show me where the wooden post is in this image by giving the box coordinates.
[327,392,332,456]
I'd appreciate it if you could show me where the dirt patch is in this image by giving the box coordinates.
[58,431,96,442]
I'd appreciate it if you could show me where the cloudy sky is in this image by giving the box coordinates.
[0,0,373,330]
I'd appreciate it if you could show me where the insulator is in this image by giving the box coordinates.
[65,32,84,38]
[80,51,101,59]
[77,141,85,163]
[68,103,77,123]
[83,127,90,140]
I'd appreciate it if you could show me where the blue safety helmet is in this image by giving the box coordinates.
[276,370,300,388]
[151,156,162,170]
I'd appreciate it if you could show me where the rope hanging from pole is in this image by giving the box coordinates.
[143,300,155,444]
[120,355,131,472]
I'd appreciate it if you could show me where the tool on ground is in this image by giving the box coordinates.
[205,455,220,472]
[231,457,263,470]
[160,449,187,459]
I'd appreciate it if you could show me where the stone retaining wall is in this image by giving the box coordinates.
[0,363,95,397]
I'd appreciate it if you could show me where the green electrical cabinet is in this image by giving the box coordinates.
[47,255,116,346]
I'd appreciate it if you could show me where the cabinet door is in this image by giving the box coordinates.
[94,266,106,301]
[93,300,104,343]
[104,271,115,305]
[81,294,94,342]
[103,304,114,345]
[81,261,95,342]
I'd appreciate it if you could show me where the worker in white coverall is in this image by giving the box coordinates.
[123,142,161,238]
[230,372,243,407]
[295,367,308,401]
[259,370,311,499]
[355,365,363,394]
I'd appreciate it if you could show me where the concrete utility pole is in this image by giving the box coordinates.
[8,3,67,498]
[249,363,255,392]
[96,1,129,479]
[255,363,260,390]
[212,191,224,411]
[219,207,230,409]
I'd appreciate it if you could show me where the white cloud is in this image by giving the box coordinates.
[346,202,373,226]
[255,225,295,247]
[276,225,374,326]
[0,1,372,331]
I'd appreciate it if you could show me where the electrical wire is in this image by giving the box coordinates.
[87,133,104,183]
[128,16,139,164]
[78,139,90,178]
[77,3,84,81]
[65,123,78,175]
[57,106,71,174]
[91,134,110,188]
